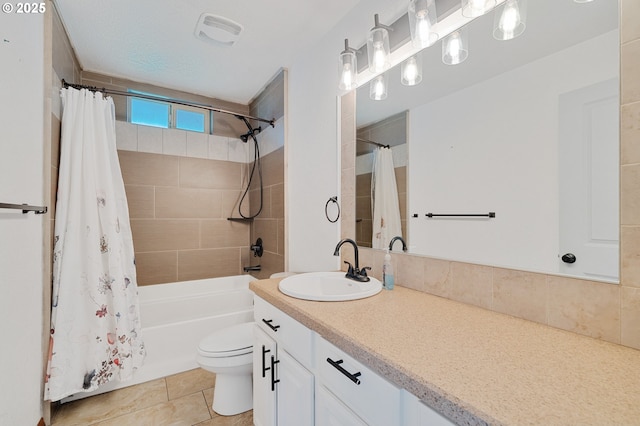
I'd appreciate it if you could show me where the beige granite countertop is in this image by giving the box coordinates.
[250,278,640,426]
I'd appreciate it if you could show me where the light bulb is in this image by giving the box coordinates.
[493,0,526,41]
[370,74,388,100]
[401,56,422,86]
[442,29,468,65]
[340,64,353,90]
[448,38,461,63]
[373,44,386,72]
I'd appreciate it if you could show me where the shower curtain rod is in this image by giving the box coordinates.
[61,80,275,127]
[356,138,390,149]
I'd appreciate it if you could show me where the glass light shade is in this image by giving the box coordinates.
[461,0,496,17]
[367,27,391,73]
[339,50,357,91]
[442,29,468,65]
[369,74,388,100]
[493,0,527,40]
[408,0,438,48]
[401,55,423,86]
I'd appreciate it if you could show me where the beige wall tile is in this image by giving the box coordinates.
[621,164,640,225]
[51,114,60,168]
[423,258,452,299]
[395,166,407,194]
[621,102,640,165]
[135,251,177,285]
[622,286,640,349]
[622,39,640,105]
[260,148,285,187]
[222,190,243,219]
[249,187,270,218]
[178,248,241,281]
[271,183,284,219]
[341,139,356,171]
[395,253,425,292]
[277,219,285,256]
[621,226,640,287]
[155,187,223,219]
[356,173,371,197]
[252,219,278,253]
[179,157,243,190]
[201,219,250,249]
[356,194,372,221]
[50,166,58,219]
[250,251,285,280]
[131,220,199,252]
[450,262,493,310]
[341,189,356,240]
[621,0,640,44]
[93,391,211,426]
[52,379,167,425]
[124,185,154,218]
[492,269,547,324]
[341,90,355,118]
[547,276,620,343]
[166,368,216,401]
[118,151,179,187]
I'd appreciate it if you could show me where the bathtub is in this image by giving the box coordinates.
[62,275,255,402]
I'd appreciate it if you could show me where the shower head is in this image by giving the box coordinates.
[240,126,262,143]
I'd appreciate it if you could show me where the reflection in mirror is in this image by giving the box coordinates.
[354,0,619,282]
[355,112,408,249]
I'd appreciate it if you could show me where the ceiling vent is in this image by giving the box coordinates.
[194,13,243,47]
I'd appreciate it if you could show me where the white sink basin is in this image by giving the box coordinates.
[278,271,382,301]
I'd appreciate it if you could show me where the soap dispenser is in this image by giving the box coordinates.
[383,249,394,290]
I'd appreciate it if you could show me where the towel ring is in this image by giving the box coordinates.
[325,196,340,223]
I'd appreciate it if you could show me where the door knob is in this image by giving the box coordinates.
[561,253,577,264]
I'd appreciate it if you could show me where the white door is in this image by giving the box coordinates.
[253,326,277,426]
[276,349,314,426]
[558,78,619,280]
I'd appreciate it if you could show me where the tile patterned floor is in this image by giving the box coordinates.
[51,368,253,426]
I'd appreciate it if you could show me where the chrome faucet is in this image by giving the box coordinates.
[388,236,407,252]
[333,238,371,282]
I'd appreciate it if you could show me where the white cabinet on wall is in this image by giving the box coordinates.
[253,297,315,426]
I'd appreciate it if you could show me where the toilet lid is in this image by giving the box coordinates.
[198,322,254,357]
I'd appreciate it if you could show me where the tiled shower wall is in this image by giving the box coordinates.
[247,71,286,279]
[341,1,640,350]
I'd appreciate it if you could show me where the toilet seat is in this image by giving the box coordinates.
[198,322,254,358]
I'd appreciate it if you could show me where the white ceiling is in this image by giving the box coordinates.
[53,0,360,104]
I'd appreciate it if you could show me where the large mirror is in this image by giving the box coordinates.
[355,0,619,282]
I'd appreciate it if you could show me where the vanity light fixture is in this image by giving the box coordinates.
[461,0,496,17]
[370,74,388,100]
[401,55,423,86]
[442,28,468,65]
[493,0,527,41]
[367,14,393,73]
[338,39,358,91]
[408,0,438,48]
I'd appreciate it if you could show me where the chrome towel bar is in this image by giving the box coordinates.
[0,203,47,214]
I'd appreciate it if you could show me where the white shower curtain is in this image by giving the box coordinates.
[371,147,402,249]
[45,88,145,401]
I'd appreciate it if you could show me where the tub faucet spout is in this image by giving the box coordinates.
[389,236,407,252]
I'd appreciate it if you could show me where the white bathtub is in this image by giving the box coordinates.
[62,275,255,402]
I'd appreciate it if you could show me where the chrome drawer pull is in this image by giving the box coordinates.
[261,345,270,378]
[327,357,361,385]
[271,356,280,391]
[262,318,280,332]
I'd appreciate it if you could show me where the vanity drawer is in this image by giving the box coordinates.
[317,336,401,426]
[254,296,314,368]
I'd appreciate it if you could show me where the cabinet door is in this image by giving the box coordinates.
[276,349,314,426]
[254,326,277,426]
[316,385,367,426]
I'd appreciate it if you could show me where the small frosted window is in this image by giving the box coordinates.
[176,109,205,133]
[130,98,169,128]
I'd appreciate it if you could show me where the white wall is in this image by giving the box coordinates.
[286,0,408,272]
[0,12,45,425]
[407,30,618,273]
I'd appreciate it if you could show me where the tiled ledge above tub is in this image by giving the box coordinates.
[115,118,284,164]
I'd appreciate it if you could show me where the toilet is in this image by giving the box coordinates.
[196,322,254,416]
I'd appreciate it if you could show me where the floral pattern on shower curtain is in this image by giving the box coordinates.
[45,88,145,402]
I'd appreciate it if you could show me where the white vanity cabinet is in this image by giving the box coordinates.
[316,336,402,426]
[253,297,315,426]
[253,296,454,426]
